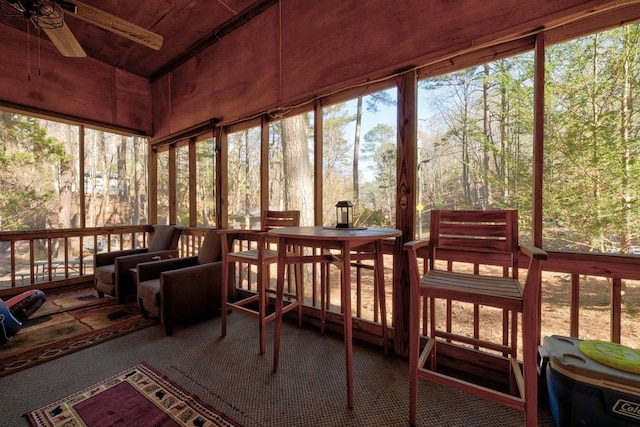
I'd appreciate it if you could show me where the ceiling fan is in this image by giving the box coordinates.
[2,0,163,57]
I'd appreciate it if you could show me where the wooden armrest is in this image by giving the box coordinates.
[520,245,548,260]
[218,229,266,243]
[137,256,198,282]
[94,248,148,266]
[115,249,179,272]
[403,239,430,253]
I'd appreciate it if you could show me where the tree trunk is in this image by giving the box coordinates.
[353,97,363,209]
[282,114,314,225]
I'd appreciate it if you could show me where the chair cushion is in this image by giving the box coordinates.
[138,279,161,306]
[198,230,222,264]
[147,226,179,252]
[95,264,115,284]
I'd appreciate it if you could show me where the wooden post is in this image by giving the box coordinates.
[394,69,417,357]
[148,145,158,224]
[218,126,228,229]
[169,144,177,225]
[314,99,323,226]
[189,137,197,227]
[533,32,545,346]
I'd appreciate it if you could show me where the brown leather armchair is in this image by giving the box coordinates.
[93,225,181,303]
[136,229,227,335]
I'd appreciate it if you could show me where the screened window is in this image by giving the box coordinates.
[0,112,79,231]
[196,136,216,227]
[322,88,398,227]
[227,127,261,229]
[543,24,640,254]
[268,112,315,226]
[0,111,147,231]
[417,55,535,240]
[156,149,170,225]
[175,142,189,226]
[85,130,147,227]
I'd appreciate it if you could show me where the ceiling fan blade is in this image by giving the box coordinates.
[41,24,87,57]
[66,0,164,50]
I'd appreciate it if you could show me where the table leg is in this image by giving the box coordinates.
[375,239,388,355]
[341,241,354,409]
[273,237,287,373]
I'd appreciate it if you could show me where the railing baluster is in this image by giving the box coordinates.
[29,240,35,284]
[570,273,580,337]
[611,278,622,343]
[10,241,16,288]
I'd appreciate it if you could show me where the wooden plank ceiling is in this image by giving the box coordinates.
[0,0,272,79]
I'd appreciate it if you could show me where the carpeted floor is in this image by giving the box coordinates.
[26,362,241,427]
[0,311,555,426]
[0,288,156,377]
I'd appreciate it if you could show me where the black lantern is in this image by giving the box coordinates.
[335,200,354,228]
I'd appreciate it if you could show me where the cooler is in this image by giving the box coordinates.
[539,335,640,426]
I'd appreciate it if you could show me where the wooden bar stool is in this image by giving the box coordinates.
[220,210,303,354]
[319,243,389,353]
[404,210,547,427]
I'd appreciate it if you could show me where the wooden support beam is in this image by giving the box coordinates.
[189,137,197,227]
[169,144,176,225]
[393,69,417,357]
[148,146,158,224]
[314,100,323,226]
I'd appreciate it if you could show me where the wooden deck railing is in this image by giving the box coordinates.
[0,226,151,294]
[410,246,640,349]
[1,227,638,350]
[0,226,208,297]
[538,251,640,345]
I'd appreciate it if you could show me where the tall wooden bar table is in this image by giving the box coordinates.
[269,226,401,408]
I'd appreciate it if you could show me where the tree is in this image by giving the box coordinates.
[363,123,396,225]
[545,25,640,252]
[322,103,354,223]
[352,91,396,210]
[227,128,260,227]
[281,114,314,226]
[0,112,66,231]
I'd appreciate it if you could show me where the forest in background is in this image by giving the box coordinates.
[0,116,147,233]
[1,24,639,255]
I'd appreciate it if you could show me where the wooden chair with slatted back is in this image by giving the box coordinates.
[220,210,302,354]
[404,210,547,427]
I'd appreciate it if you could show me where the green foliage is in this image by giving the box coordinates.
[417,23,640,251]
[0,113,67,230]
[543,25,640,251]
[354,207,387,227]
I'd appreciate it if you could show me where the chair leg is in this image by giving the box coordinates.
[164,323,173,336]
[320,260,328,335]
[221,259,229,338]
[524,331,538,427]
[429,297,437,371]
[523,300,539,426]
[258,264,267,354]
[295,262,303,327]
[409,275,420,426]
[374,241,387,354]
[139,299,149,318]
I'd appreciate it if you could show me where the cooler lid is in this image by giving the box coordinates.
[543,335,640,394]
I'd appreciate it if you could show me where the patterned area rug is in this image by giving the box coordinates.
[26,362,241,427]
[0,287,156,377]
